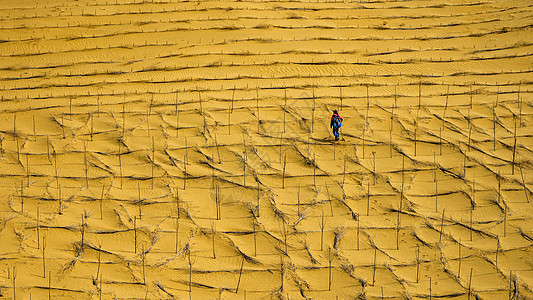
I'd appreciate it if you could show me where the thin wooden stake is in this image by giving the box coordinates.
[362,127,365,159]
[12,266,16,300]
[470,196,474,241]
[468,124,472,151]
[235,256,245,293]
[444,85,449,118]
[20,180,24,214]
[81,214,85,252]
[463,154,467,178]
[320,211,325,251]
[134,216,137,253]
[311,88,315,133]
[518,83,523,126]
[54,151,59,190]
[509,270,513,300]
[282,154,286,189]
[243,160,246,187]
[99,269,102,300]
[13,114,16,141]
[243,136,246,186]
[16,137,19,163]
[149,93,153,115]
[429,277,432,300]
[96,245,101,281]
[313,152,316,187]
[211,221,216,259]
[326,184,333,217]
[283,88,287,133]
[495,238,499,268]
[418,80,422,110]
[26,154,30,186]
[138,182,142,219]
[1,136,5,158]
[512,115,517,175]
[151,137,155,189]
[37,207,40,249]
[366,85,370,121]
[439,127,443,155]
[118,142,123,189]
[175,217,179,254]
[504,206,507,237]
[458,240,462,278]
[122,99,126,137]
[433,152,437,182]
[439,209,445,244]
[252,220,257,256]
[339,86,342,110]
[282,220,287,253]
[215,134,221,164]
[414,122,418,156]
[497,171,501,203]
[435,178,438,213]
[90,113,94,141]
[48,271,51,300]
[176,188,180,219]
[297,184,300,216]
[227,104,231,135]
[33,115,36,141]
[493,101,497,151]
[42,236,46,278]
[400,156,405,212]
[356,213,360,251]
[188,251,193,298]
[176,106,180,138]
[367,182,370,216]
[470,85,473,109]
[84,141,88,188]
[231,86,235,112]
[328,248,332,291]
[372,151,376,185]
[256,89,260,132]
[390,116,393,158]
[372,247,377,286]
[519,166,529,203]
[342,155,347,186]
[280,255,284,292]
[100,185,104,220]
[392,85,398,110]
[279,133,283,163]
[256,182,260,218]
[396,210,400,250]
[184,137,188,190]
[416,246,420,283]
[141,247,146,285]
[468,268,473,299]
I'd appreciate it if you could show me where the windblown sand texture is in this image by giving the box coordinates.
[0,0,532,299]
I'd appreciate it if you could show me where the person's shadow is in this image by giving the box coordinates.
[314,136,344,143]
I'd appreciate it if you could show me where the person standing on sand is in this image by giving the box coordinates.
[330,109,343,140]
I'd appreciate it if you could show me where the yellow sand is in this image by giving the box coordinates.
[0,0,532,299]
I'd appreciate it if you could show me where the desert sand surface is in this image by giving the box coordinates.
[0,0,532,299]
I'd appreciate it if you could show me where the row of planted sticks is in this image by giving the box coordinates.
[3,82,528,180]
[4,87,528,299]
[10,144,522,298]
[8,183,520,300]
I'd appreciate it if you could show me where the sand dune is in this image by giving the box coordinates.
[0,0,532,299]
